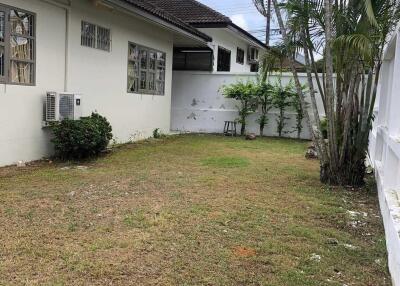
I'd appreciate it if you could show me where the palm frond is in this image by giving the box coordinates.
[252,0,268,16]
[363,0,378,27]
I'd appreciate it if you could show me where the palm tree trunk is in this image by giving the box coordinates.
[271,0,320,152]
[303,35,328,164]
[323,0,340,183]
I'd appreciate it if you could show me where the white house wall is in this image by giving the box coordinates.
[199,28,257,73]
[0,0,66,167]
[67,0,173,143]
[0,0,175,166]
[171,71,325,139]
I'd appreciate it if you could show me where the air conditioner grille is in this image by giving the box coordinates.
[59,94,74,120]
[46,93,56,121]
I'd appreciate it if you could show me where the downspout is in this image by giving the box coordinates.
[64,4,71,92]
[39,0,71,91]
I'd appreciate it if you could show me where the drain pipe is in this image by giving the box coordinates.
[39,0,71,91]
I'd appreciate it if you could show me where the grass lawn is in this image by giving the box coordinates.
[0,135,390,285]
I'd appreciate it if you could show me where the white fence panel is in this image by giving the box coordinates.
[369,29,400,286]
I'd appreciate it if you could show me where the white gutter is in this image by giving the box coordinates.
[102,0,210,46]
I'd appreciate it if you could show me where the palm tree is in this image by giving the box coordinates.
[274,0,400,186]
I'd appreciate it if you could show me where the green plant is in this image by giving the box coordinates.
[153,128,164,139]
[51,113,113,160]
[291,85,308,139]
[255,82,273,136]
[272,0,400,186]
[271,80,296,137]
[221,81,258,135]
[320,117,328,139]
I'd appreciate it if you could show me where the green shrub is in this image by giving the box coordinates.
[51,113,113,160]
[153,128,165,139]
[220,81,258,136]
[320,117,328,139]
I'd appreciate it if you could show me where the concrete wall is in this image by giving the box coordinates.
[369,27,400,286]
[171,71,325,139]
[199,28,259,73]
[0,0,175,166]
[67,0,173,143]
[0,0,66,166]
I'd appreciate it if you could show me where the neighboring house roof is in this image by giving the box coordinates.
[146,0,268,49]
[119,0,212,42]
[146,0,231,24]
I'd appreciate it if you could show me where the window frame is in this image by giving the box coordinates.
[217,46,231,72]
[0,4,36,86]
[173,48,213,71]
[236,47,244,65]
[81,20,111,52]
[127,41,166,96]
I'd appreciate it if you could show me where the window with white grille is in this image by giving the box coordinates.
[81,21,111,52]
[127,42,165,95]
[0,5,36,85]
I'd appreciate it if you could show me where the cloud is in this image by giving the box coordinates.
[231,14,249,31]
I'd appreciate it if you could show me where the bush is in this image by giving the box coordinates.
[153,128,165,139]
[220,81,258,135]
[51,113,113,160]
[320,117,328,139]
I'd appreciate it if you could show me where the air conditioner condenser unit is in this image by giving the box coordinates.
[45,92,82,122]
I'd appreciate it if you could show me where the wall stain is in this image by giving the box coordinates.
[187,112,197,120]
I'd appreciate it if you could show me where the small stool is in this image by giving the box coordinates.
[224,121,237,136]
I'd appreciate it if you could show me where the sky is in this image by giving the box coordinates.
[197,0,280,44]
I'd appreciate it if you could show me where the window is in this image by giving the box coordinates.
[81,21,111,52]
[236,48,244,65]
[0,6,35,85]
[127,42,165,95]
[250,63,259,72]
[217,46,231,72]
[173,48,213,71]
[248,46,259,62]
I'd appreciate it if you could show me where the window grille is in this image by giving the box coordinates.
[0,6,36,85]
[81,21,111,52]
[127,42,165,95]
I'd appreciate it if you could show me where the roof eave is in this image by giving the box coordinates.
[227,24,268,50]
[103,0,212,43]
[192,22,267,50]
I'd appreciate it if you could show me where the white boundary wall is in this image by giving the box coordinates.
[171,71,325,139]
[369,27,400,285]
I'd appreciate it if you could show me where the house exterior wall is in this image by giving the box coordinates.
[198,28,258,73]
[0,0,175,167]
[0,0,66,167]
[67,0,173,143]
[171,71,325,139]
[369,27,400,286]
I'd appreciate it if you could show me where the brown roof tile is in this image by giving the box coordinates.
[146,0,231,24]
[121,0,212,41]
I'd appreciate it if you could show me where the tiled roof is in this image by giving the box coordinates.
[121,0,212,41]
[146,0,267,48]
[146,0,231,24]
[121,0,267,48]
